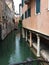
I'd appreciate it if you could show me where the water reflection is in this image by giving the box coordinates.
[0,31,36,65]
[0,31,16,65]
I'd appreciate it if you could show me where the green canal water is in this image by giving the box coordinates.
[0,30,36,65]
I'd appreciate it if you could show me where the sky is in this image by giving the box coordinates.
[13,0,21,14]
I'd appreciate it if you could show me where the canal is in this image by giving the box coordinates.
[0,30,36,65]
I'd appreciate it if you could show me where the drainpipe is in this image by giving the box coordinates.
[26,30,27,41]
[37,34,40,57]
[30,31,32,47]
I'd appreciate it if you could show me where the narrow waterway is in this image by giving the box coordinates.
[0,30,36,65]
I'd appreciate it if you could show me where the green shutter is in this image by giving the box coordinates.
[36,0,40,14]
[28,8,31,17]
[25,11,27,18]
[25,11,26,18]
[22,14,23,20]
[22,0,24,7]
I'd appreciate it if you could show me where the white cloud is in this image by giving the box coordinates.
[13,0,21,13]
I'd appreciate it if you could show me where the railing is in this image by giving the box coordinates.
[10,58,49,65]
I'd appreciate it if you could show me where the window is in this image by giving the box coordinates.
[2,16,4,19]
[28,8,31,17]
[22,0,24,7]
[36,0,40,14]
[22,14,24,20]
[25,8,31,19]
[22,13,25,20]
[25,11,28,18]
[48,0,49,10]
[23,13,25,19]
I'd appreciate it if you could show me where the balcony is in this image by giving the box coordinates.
[24,0,30,5]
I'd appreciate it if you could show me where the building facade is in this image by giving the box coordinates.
[22,0,49,61]
[0,0,15,40]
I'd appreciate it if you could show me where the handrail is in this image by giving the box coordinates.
[10,58,49,65]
